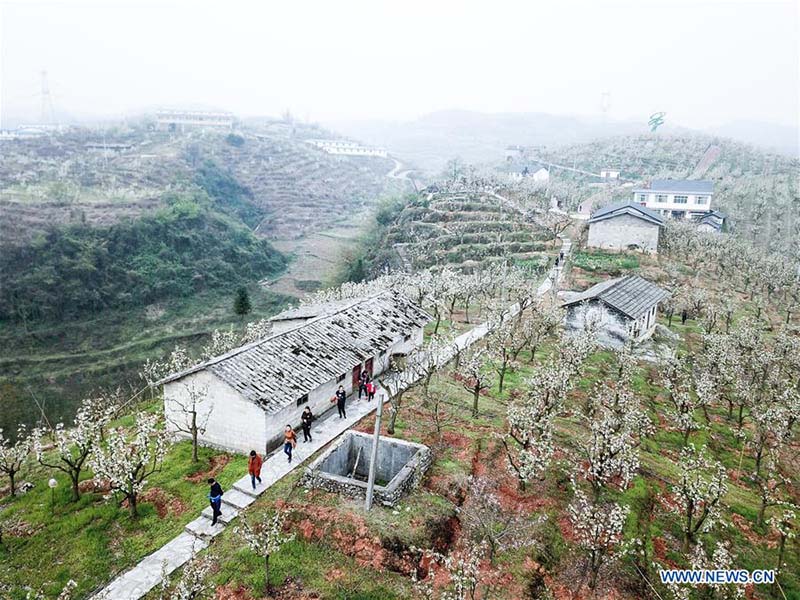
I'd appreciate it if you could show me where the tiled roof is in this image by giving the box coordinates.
[562,275,670,319]
[160,291,431,413]
[645,180,714,194]
[589,201,665,226]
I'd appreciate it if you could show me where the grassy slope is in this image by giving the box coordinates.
[0,402,248,599]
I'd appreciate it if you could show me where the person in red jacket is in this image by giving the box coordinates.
[248,450,263,490]
[366,379,376,402]
[283,425,297,463]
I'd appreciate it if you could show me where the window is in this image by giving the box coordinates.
[673,195,688,204]
[655,194,668,203]
[336,373,346,383]
[638,193,648,202]
[296,394,309,407]
[694,195,708,205]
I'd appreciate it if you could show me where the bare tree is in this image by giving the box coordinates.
[165,381,211,462]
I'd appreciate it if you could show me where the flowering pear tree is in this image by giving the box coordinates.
[568,483,629,590]
[660,357,701,446]
[769,509,796,584]
[412,541,486,600]
[90,412,169,518]
[461,476,544,562]
[158,552,214,600]
[672,444,728,551]
[0,426,31,496]
[581,382,651,500]
[33,396,115,501]
[456,348,495,418]
[234,510,295,597]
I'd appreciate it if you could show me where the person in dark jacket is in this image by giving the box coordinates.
[681,308,688,324]
[207,477,223,525]
[301,406,314,442]
[358,370,369,399]
[335,385,347,418]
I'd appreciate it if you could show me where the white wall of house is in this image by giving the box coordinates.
[164,370,268,455]
[587,214,660,253]
[565,302,660,348]
[532,168,550,182]
[632,191,712,219]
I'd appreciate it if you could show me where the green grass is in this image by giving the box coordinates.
[0,437,247,598]
[572,249,640,273]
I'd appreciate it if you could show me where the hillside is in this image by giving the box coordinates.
[347,185,559,281]
[0,121,402,432]
[521,134,800,253]
[329,110,653,175]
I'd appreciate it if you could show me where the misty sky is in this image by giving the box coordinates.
[1,0,798,130]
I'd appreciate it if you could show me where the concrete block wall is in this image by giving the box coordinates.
[164,370,268,455]
[587,214,660,253]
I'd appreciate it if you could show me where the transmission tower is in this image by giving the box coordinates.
[600,91,611,119]
[40,70,56,124]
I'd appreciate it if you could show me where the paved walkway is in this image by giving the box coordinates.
[92,238,572,600]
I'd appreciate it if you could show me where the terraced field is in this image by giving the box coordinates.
[384,190,555,271]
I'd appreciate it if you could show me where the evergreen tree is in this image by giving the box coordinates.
[234,287,252,320]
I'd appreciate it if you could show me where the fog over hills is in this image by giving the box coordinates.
[329,110,799,174]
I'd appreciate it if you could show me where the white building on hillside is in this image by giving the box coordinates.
[600,168,620,180]
[506,163,549,182]
[160,291,430,455]
[155,110,235,131]
[306,139,387,158]
[631,179,714,220]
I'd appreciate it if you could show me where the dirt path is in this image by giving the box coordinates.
[263,222,365,298]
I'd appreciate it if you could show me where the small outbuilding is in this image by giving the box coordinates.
[562,275,670,347]
[160,290,431,454]
[697,210,726,234]
[587,201,665,254]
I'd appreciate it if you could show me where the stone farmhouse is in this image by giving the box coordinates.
[505,163,550,182]
[160,291,430,454]
[562,275,670,347]
[587,201,665,254]
[632,179,714,220]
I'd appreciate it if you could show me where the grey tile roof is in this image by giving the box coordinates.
[589,201,665,226]
[562,275,670,319]
[269,298,359,322]
[646,180,714,194]
[160,291,431,413]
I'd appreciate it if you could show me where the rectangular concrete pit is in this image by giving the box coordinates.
[303,431,431,507]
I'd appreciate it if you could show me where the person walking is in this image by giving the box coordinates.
[335,385,347,418]
[248,450,263,490]
[301,406,314,442]
[681,308,688,325]
[207,477,223,526]
[283,425,297,463]
[358,370,369,399]
[366,379,376,402]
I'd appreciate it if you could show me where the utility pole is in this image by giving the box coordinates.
[364,389,384,511]
[40,70,55,125]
